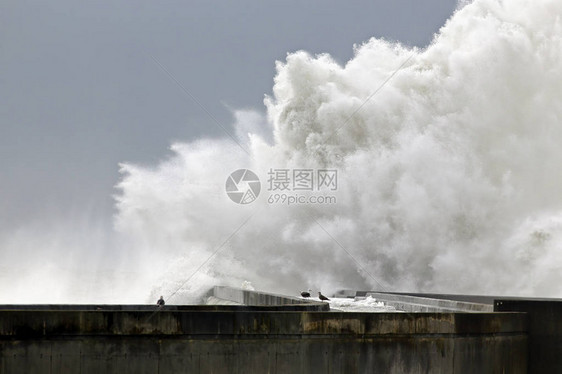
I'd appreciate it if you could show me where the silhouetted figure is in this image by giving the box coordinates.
[318,292,330,301]
[301,289,311,298]
[157,296,165,307]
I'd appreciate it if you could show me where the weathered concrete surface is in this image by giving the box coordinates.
[365,292,493,313]
[205,296,244,305]
[495,298,562,374]
[0,308,527,374]
[208,286,330,310]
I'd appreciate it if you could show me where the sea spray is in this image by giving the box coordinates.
[115,0,562,302]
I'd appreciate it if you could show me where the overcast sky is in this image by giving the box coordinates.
[1,0,459,232]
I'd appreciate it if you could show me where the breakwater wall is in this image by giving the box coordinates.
[0,288,529,373]
[0,309,526,374]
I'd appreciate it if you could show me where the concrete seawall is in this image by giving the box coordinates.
[0,288,528,374]
[206,286,330,311]
[364,292,493,313]
[495,298,562,374]
[0,310,527,374]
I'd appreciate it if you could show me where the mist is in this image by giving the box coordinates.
[3,0,562,303]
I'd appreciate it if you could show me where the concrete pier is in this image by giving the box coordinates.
[0,309,526,373]
[364,292,493,312]
[495,298,562,374]
[0,287,529,374]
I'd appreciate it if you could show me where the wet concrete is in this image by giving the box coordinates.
[0,304,527,373]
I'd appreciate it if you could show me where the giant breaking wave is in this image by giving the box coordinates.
[116,0,562,302]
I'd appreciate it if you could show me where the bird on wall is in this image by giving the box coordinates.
[318,292,330,301]
[301,289,311,298]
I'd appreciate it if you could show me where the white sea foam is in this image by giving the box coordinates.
[3,0,562,303]
[327,296,400,313]
[115,0,562,303]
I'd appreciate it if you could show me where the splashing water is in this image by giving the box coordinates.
[115,0,562,302]
[3,0,561,304]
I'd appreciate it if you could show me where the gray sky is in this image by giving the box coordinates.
[1,0,458,231]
